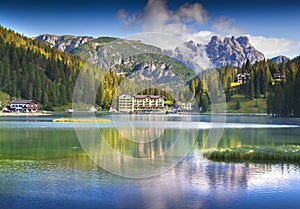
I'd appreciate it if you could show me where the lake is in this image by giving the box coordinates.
[0,114,300,209]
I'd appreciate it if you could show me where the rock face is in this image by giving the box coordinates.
[164,40,212,71]
[35,34,161,67]
[35,34,93,52]
[129,62,179,84]
[205,36,265,67]
[270,56,290,64]
[35,34,265,71]
[165,35,265,68]
[34,34,192,85]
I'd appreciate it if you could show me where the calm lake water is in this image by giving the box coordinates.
[0,114,300,209]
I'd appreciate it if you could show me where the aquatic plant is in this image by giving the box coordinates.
[202,145,300,162]
[53,118,111,122]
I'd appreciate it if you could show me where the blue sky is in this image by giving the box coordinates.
[1,0,300,58]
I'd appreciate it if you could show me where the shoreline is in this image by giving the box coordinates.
[0,112,53,116]
[0,112,283,117]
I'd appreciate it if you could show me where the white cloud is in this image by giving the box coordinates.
[246,35,300,58]
[117,9,128,20]
[182,31,217,44]
[174,3,208,25]
[118,0,212,69]
[117,9,142,29]
[118,0,300,59]
[117,1,242,47]
[129,32,184,50]
[212,16,243,36]
[118,0,208,35]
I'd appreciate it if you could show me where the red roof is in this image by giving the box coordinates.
[134,95,164,99]
[10,100,38,104]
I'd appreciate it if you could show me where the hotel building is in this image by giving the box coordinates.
[117,94,164,112]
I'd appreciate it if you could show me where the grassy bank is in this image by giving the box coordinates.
[226,94,267,113]
[202,145,300,162]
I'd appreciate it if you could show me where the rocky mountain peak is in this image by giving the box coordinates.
[237,36,250,48]
[35,34,93,52]
[35,34,59,46]
[205,35,265,67]
[270,55,290,64]
[210,36,222,44]
[185,40,198,52]
[35,33,265,71]
[223,36,233,44]
[165,35,265,69]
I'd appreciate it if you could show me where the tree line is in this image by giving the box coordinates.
[2,25,300,116]
[219,58,300,117]
[0,26,123,110]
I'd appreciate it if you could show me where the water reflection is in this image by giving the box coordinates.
[131,154,300,209]
[112,114,172,143]
[100,128,184,158]
[1,153,300,208]
[1,116,300,208]
[77,125,198,178]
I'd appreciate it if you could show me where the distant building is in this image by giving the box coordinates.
[134,95,164,111]
[179,102,193,111]
[66,109,74,113]
[117,94,164,112]
[10,100,39,112]
[116,72,127,77]
[236,73,250,83]
[272,72,285,80]
[118,95,134,112]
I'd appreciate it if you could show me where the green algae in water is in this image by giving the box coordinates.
[0,128,84,160]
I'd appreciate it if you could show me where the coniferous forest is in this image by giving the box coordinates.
[0,26,122,110]
[218,58,300,117]
[1,25,300,116]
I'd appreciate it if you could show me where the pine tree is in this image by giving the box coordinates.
[190,79,196,96]
[293,68,300,116]
[225,77,231,102]
[273,84,284,116]
[200,94,209,112]
[253,65,260,98]
[260,61,271,97]
[235,99,241,110]
[246,69,254,100]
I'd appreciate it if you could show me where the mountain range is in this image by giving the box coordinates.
[35,34,195,83]
[35,34,266,69]
[164,36,265,69]
[270,55,290,64]
[2,25,300,114]
[206,36,265,67]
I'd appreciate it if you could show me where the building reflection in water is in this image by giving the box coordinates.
[136,153,299,208]
[2,121,300,208]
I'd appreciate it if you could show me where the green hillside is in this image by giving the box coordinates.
[0,26,194,111]
[0,26,123,110]
[218,59,300,116]
[72,36,196,82]
[36,34,195,83]
[2,25,300,116]
[0,26,81,109]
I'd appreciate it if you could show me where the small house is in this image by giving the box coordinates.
[10,100,39,112]
[236,73,250,83]
[179,102,193,111]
